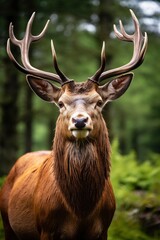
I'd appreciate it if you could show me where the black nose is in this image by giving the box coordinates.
[72,117,88,129]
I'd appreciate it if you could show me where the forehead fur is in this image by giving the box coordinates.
[62,81,98,95]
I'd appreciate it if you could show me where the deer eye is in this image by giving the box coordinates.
[58,101,64,109]
[96,100,103,107]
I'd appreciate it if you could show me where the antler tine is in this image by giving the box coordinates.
[7,38,31,74]
[130,9,141,37]
[113,20,132,42]
[9,23,22,46]
[89,41,106,83]
[7,12,72,85]
[133,31,148,68]
[98,10,148,82]
[119,20,132,41]
[113,23,123,40]
[141,32,148,57]
[114,10,141,42]
[25,12,50,42]
[24,12,35,42]
[35,20,50,41]
[51,40,72,85]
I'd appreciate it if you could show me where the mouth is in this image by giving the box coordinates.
[70,129,91,139]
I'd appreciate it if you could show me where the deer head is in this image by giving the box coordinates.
[7,10,147,140]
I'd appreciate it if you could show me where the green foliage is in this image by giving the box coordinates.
[111,140,160,207]
[109,211,151,240]
[0,177,5,189]
[0,220,4,240]
[108,140,160,240]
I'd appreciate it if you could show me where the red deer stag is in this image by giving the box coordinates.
[0,10,147,240]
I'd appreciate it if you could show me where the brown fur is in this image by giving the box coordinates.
[0,81,117,240]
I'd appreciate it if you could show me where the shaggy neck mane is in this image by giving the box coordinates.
[53,117,111,218]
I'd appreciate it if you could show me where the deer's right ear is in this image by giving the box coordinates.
[26,75,61,103]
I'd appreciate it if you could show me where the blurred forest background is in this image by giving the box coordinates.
[0,0,160,239]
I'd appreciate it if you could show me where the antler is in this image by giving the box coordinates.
[7,12,72,86]
[90,9,148,83]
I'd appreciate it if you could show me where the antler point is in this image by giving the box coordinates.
[31,12,36,18]
[113,24,118,32]
[9,22,13,31]
[129,9,136,19]
[51,39,56,57]
[102,41,105,50]
[45,19,50,28]
[129,9,133,14]
[101,41,106,60]
[130,9,139,26]
[6,38,10,51]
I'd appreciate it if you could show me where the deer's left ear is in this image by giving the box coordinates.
[26,75,61,103]
[98,73,133,102]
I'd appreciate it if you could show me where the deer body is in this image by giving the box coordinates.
[0,10,147,240]
[4,152,113,240]
[1,82,115,240]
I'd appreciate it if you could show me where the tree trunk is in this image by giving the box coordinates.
[23,4,37,153]
[97,0,116,140]
[0,1,20,175]
[24,87,33,153]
